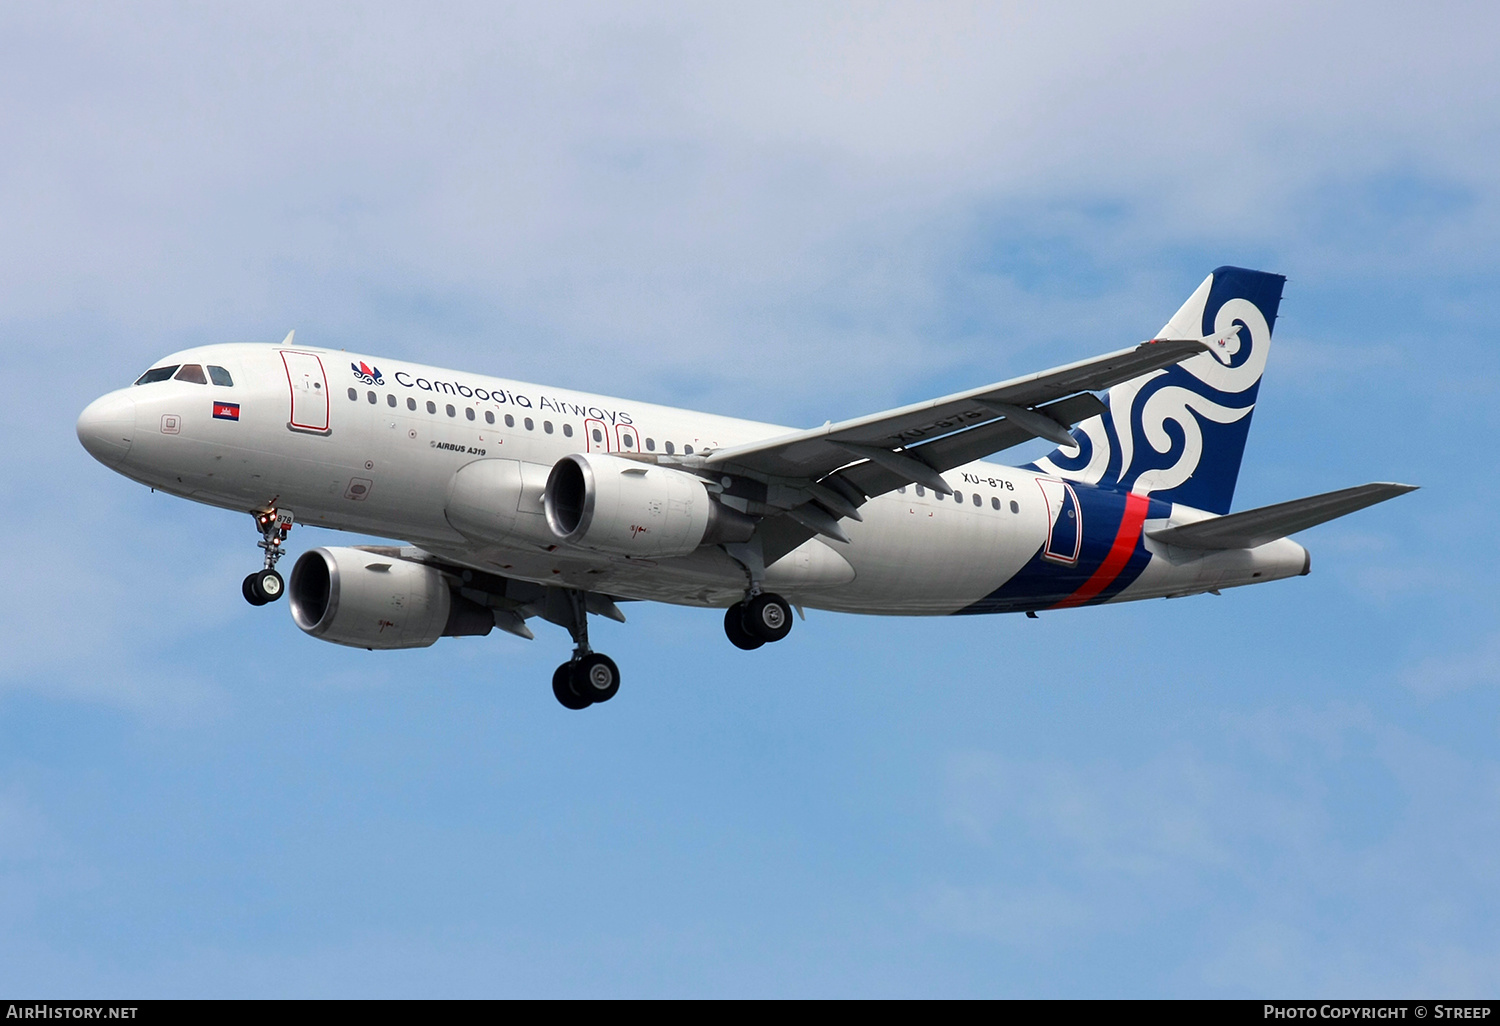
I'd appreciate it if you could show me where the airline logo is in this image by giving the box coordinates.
[212,401,241,421]
[352,361,384,385]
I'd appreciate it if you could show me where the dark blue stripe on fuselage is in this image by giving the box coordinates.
[957,483,1170,615]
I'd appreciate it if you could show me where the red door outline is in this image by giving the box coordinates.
[584,418,611,452]
[281,351,330,433]
[614,423,640,453]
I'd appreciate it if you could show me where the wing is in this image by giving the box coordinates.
[689,338,1207,561]
[706,339,1206,483]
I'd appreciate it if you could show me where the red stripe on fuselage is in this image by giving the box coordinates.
[1050,491,1151,609]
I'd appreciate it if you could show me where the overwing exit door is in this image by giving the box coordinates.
[281,351,330,434]
[585,418,612,453]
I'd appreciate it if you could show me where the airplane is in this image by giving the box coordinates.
[76,266,1415,709]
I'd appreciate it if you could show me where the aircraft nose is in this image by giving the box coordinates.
[77,390,137,467]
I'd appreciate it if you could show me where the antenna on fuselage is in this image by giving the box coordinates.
[280,330,295,346]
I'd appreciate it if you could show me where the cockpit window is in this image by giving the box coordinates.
[207,365,234,386]
[174,364,208,384]
[134,365,180,385]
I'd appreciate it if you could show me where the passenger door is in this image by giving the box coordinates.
[281,351,331,434]
[1036,478,1082,565]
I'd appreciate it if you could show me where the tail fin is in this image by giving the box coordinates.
[1032,266,1286,515]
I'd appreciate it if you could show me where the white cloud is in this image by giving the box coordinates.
[1,3,1497,997]
[2,2,1497,419]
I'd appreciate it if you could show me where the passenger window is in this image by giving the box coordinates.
[134,365,179,385]
[446,404,456,417]
[684,445,693,455]
[407,398,417,411]
[348,388,358,401]
[207,365,234,386]
[645,438,655,451]
[915,485,925,497]
[466,408,475,421]
[563,424,573,437]
[544,420,553,433]
[1010,500,1019,513]
[387,394,396,407]
[485,411,495,425]
[524,417,534,431]
[973,493,982,507]
[665,441,675,454]
[897,486,907,494]
[592,428,603,443]
[622,433,634,448]
[426,401,437,414]
[368,391,377,404]
[174,364,208,384]
[991,496,1000,510]
[504,414,514,428]
[954,491,963,503]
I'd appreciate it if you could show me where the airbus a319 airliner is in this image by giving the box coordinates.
[77,267,1413,709]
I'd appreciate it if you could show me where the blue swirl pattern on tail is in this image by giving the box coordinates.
[1030,266,1285,516]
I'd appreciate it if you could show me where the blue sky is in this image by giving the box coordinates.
[2,2,1498,996]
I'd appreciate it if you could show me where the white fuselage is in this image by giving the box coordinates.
[78,343,1309,616]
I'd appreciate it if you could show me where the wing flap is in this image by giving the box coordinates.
[1146,482,1418,550]
[830,393,1107,501]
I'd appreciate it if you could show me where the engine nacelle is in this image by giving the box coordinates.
[288,547,494,650]
[544,452,754,558]
[444,458,557,548]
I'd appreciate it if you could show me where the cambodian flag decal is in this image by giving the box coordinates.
[212,401,241,421]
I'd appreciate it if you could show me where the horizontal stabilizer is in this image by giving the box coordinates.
[1147,482,1418,550]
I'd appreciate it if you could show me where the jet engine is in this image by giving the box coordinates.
[288,547,495,650]
[544,452,754,558]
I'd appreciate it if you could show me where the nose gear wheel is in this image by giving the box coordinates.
[242,569,284,606]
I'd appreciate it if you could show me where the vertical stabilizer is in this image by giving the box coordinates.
[1031,266,1286,515]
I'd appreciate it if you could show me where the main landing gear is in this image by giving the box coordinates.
[723,592,794,650]
[720,539,794,651]
[551,588,621,710]
[243,508,293,606]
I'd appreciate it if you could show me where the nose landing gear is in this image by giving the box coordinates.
[243,508,293,606]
